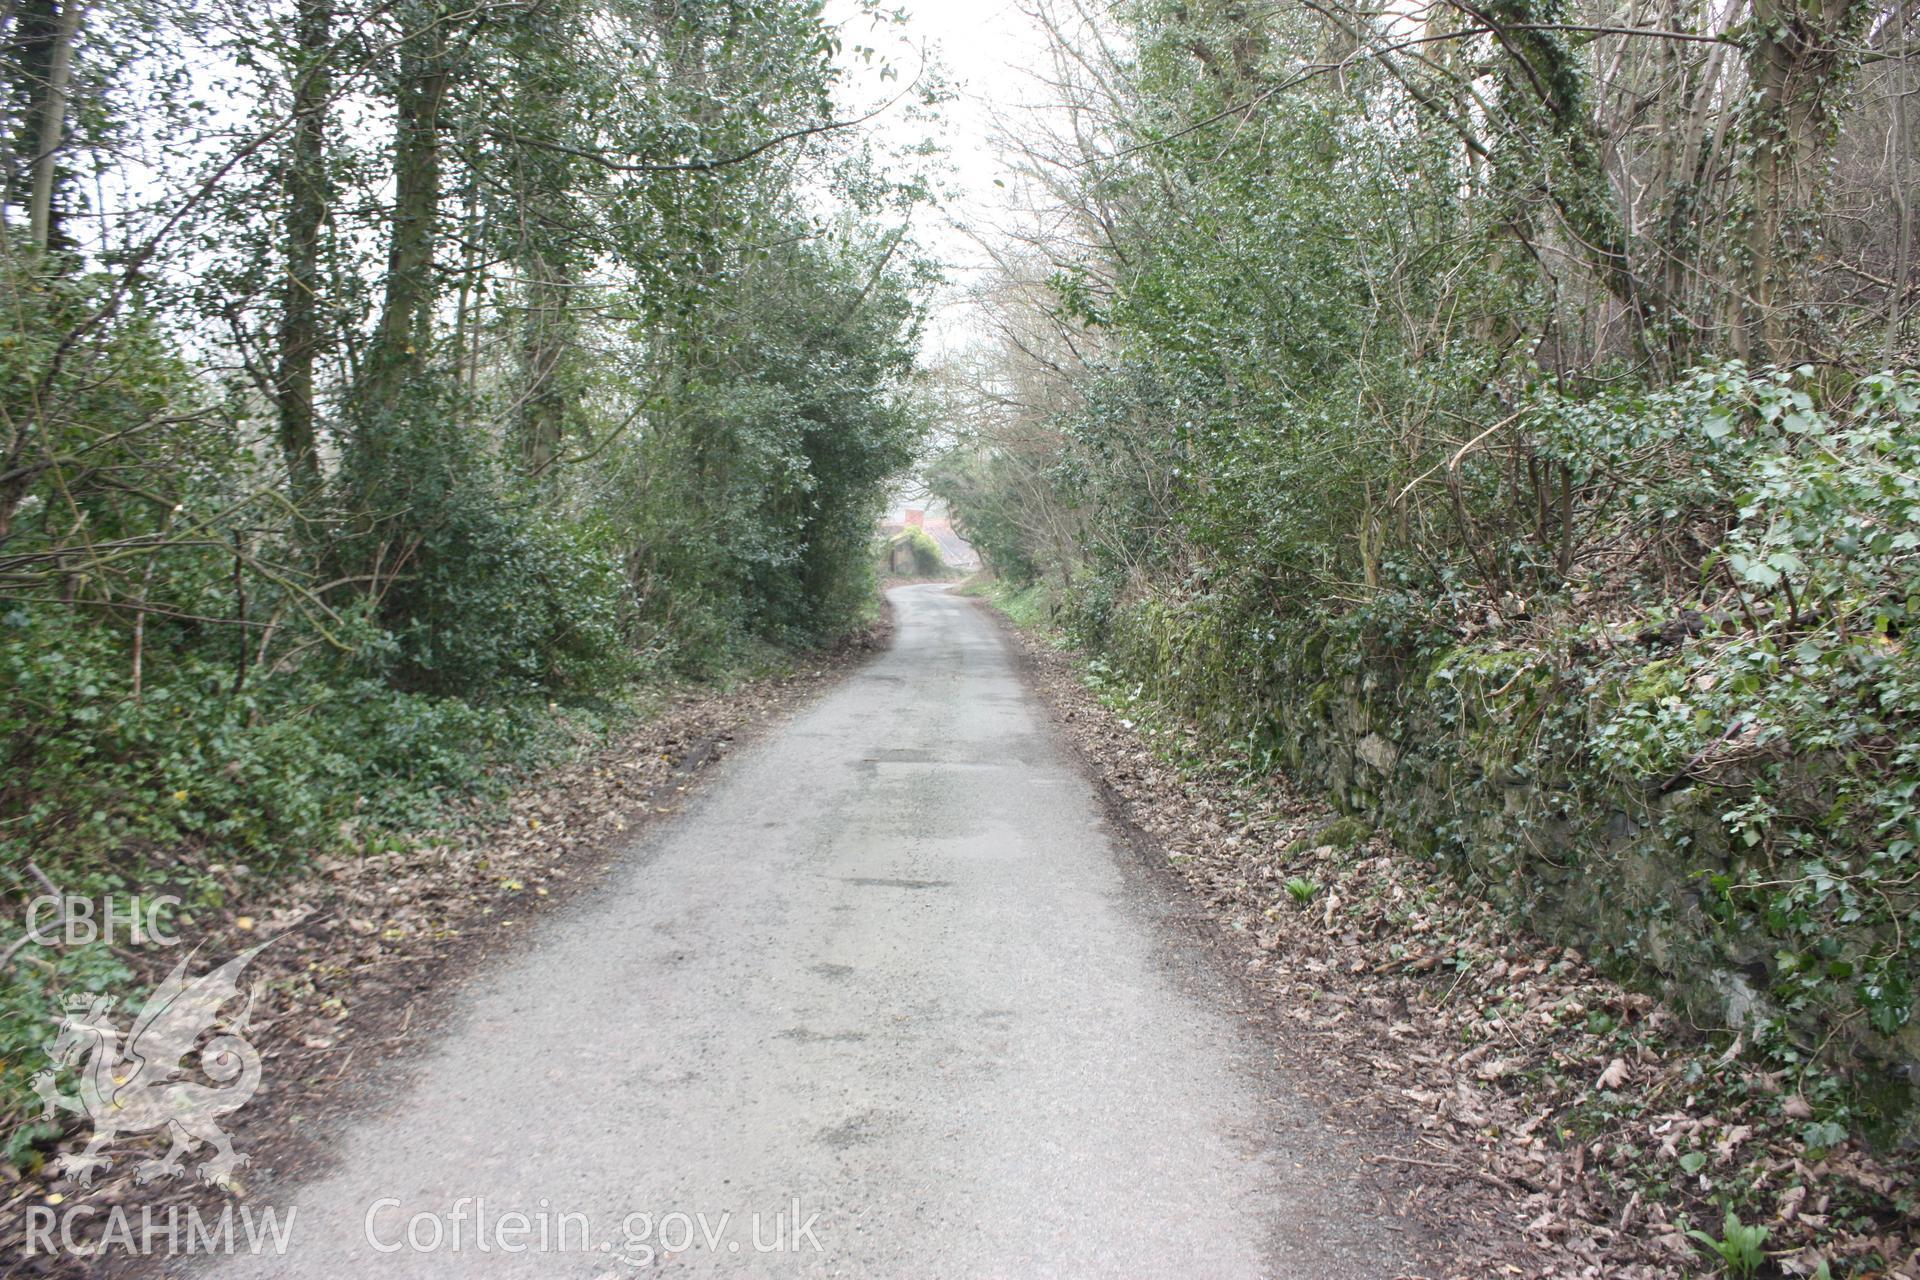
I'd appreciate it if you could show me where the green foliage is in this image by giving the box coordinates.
[983,579,1057,630]
[932,0,1920,1139]
[0,0,933,1157]
[0,941,130,1164]
[885,526,950,578]
[1579,371,1920,1051]
[339,394,642,697]
[614,225,928,668]
[1686,1208,1769,1277]
[1284,876,1319,905]
[927,448,1043,585]
[0,603,523,869]
[990,363,1920,1134]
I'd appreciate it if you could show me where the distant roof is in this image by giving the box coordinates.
[923,520,980,569]
[877,514,980,569]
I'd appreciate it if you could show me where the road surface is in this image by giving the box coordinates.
[201,584,1416,1278]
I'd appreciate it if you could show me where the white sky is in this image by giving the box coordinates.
[828,0,1062,359]
[826,0,1068,513]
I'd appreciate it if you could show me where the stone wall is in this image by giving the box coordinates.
[1100,594,1917,1138]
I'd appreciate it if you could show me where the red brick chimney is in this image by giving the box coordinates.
[904,509,924,528]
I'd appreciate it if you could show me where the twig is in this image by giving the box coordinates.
[1372,1153,1469,1172]
[26,861,60,897]
[1,862,68,969]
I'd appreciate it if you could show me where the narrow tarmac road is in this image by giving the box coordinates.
[202,585,1417,1278]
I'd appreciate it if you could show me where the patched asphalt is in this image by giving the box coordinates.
[198,584,1417,1278]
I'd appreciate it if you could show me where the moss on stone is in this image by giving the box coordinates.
[1289,814,1374,852]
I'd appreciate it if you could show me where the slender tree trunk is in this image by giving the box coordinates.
[1739,0,1875,362]
[450,172,477,388]
[517,253,572,475]
[1886,2,1913,363]
[359,2,450,419]
[1484,0,1659,343]
[275,0,330,494]
[26,0,83,251]
[506,0,582,477]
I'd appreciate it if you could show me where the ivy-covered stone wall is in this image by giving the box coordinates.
[1101,593,1919,1143]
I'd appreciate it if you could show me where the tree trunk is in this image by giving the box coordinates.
[275,0,330,494]
[506,0,583,477]
[358,2,450,419]
[1888,2,1913,363]
[1483,0,1658,339]
[516,253,573,475]
[26,0,83,251]
[1740,0,1875,362]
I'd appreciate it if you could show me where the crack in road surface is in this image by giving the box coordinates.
[199,584,1422,1278]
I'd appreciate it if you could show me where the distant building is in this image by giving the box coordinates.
[878,500,980,571]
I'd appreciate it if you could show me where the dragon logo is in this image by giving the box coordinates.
[32,940,272,1189]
